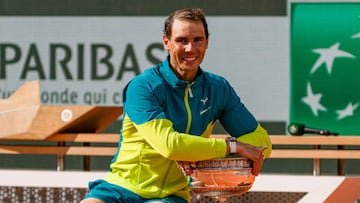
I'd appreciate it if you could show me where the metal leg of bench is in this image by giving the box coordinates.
[313,145,320,176]
[57,142,65,171]
[57,154,64,171]
[313,158,320,176]
[84,142,90,171]
[337,159,344,176]
[337,145,345,176]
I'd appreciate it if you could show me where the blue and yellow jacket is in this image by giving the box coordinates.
[105,56,272,202]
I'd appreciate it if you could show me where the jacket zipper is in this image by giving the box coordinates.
[184,83,194,133]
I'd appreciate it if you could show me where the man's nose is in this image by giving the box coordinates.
[184,42,194,52]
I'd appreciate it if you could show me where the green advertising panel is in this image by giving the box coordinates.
[290,3,360,135]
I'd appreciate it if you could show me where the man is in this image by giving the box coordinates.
[81,8,272,203]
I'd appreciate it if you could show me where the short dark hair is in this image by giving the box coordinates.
[163,8,209,39]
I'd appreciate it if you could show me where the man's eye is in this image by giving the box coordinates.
[194,38,205,43]
[178,39,188,44]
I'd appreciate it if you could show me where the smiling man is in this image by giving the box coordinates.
[81,8,272,203]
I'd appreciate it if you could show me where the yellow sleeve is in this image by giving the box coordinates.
[236,124,272,158]
[135,118,227,161]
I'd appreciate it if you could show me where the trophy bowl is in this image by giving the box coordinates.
[193,168,254,187]
[189,157,255,202]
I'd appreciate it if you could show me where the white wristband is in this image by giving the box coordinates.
[227,137,237,154]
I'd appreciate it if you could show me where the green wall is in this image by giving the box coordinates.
[0,0,286,16]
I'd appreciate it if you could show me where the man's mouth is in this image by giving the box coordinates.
[182,56,197,62]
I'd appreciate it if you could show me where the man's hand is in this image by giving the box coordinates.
[235,141,267,176]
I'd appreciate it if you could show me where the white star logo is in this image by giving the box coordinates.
[302,83,327,116]
[311,42,355,74]
[336,102,359,120]
[351,32,360,38]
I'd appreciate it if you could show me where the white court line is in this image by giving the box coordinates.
[251,174,345,203]
[0,170,345,202]
[0,170,106,188]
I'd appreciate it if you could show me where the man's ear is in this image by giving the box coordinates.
[162,34,170,50]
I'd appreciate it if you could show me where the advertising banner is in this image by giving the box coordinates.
[290,3,360,135]
[0,17,166,106]
[0,16,288,121]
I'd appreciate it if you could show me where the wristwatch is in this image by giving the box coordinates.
[226,137,237,154]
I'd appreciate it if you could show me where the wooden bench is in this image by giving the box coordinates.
[0,133,120,171]
[269,135,360,175]
[0,134,360,175]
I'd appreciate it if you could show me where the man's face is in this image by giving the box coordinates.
[163,19,208,81]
